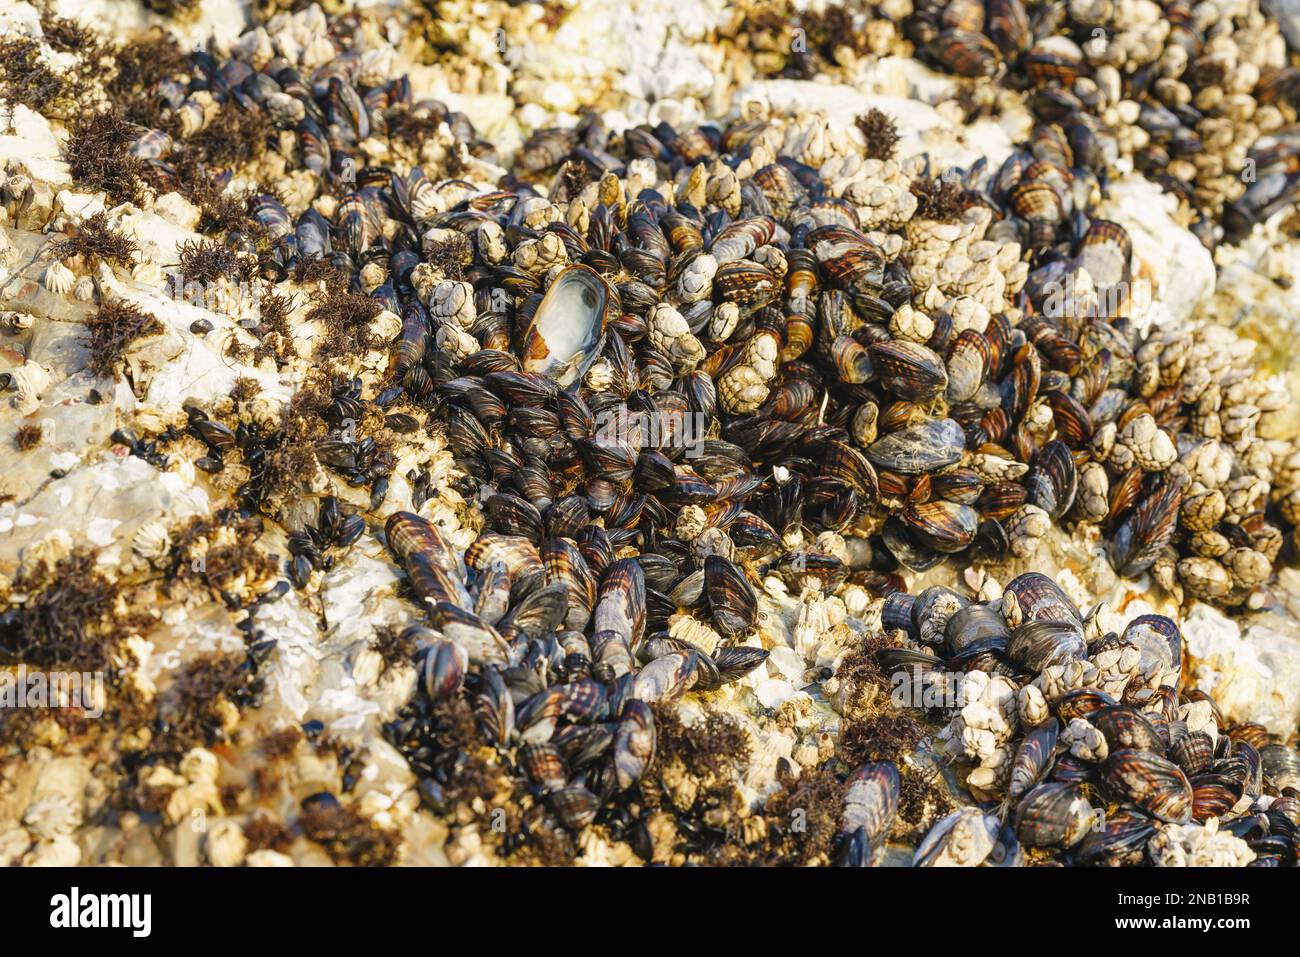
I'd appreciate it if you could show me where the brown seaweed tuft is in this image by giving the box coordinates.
[84,299,164,378]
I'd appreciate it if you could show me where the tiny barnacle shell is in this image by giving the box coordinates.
[360,261,387,293]
[4,309,33,330]
[132,260,162,286]
[371,308,402,341]
[10,362,53,417]
[22,793,81,840]
[132,521,171,562]
[205,818,248,867]
[73,276,95,302]
[246,394,285,430]
[43,261,75,295]
[18,528,75,579]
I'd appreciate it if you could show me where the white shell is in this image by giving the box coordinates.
[132,521,171,561]
[519,264,608,387]
[43,261,75,295]
[132,260,162,286]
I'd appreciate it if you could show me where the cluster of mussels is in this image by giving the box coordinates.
[893,0,1300,245]
[879,572,1300,865]
[13,7,1295,603]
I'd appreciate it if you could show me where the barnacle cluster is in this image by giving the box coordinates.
[0,0,1298,868]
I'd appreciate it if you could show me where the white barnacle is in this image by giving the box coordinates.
[435,323,478,361]
[513,232,567,275]
[705,165,741,215]
[675,504,707,542]
[43,261,75,295]
[132,521,171,563]
[676,253,717,303]
[709,301,740,341]
[1062,716,1109,762]
[1007,505,1051,558]
[1120,412,1177,471]
[476,221,507,264]
[22,793,81,840]
[1149,819,1255,867]
[205,819,248,867]
[913,807,1000,866]
[647,301,705,372]
[428,280,476,328]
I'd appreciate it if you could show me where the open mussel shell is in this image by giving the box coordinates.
[498,581,569,640]
[899,587,966,644]
[714,646,770,680]
[1190,774,1242,823]
[519,263,610,387]
[1107,480,1183,577]
[593,557,646,648]
[705,555,758,637]
[835,827,875,867]
[882,517,946,571]
[1055,688,1119,723]
[486,492,544,542]
[426,600,511,665]
[881,591,917,636]
[831,335,874,384]
[541,540,597,631]
[715,259,780,313]
[876,647,948,684]
[945,330,990,403]
[548,783,599,831]
[575,436,638,484]
[731,511,783,552]
[520,742,568,792]
[822,440,880,500]
[474,666,516,747]
[613,698,656,789]
[969,518,1010,562]
[1101,749,1193,824]
[1045,389,1092,448]
[913,807,1002,866]
[1121,614,1181,678]
[985,823,1024,867]
[629,650,697,703]
[930,468,984,505]
[925,29,1003,78]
